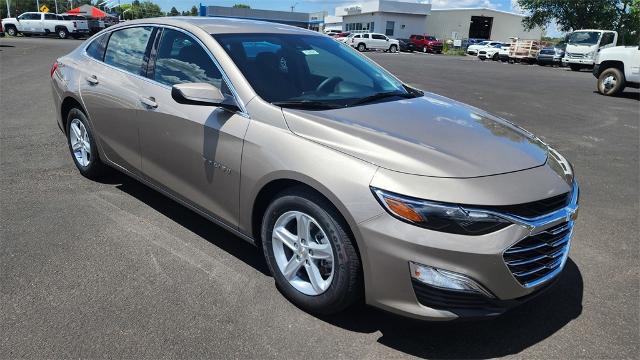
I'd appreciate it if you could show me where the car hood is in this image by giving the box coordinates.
[282,93,548,178]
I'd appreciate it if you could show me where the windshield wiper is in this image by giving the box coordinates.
[272,100,344,110]
[348,91,416,107]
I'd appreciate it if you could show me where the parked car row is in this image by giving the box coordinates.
[468,32,639,97]
[337,32,445,55]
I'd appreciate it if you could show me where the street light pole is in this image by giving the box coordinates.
[37,0,40,11]
[55,0,59,14]
[5,0,10,17]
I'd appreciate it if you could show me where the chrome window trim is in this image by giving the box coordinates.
[81,23,249,118]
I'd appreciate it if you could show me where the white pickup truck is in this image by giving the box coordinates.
[593,45,640,96]
[1,12,90,39]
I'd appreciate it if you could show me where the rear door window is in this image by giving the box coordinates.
[104,26,154,75]
[86,33,109,61]
[44,14,57,20]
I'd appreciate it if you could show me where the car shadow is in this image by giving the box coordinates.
[97,170,582,358]
[318,259,583,358]
[98,171,271,276]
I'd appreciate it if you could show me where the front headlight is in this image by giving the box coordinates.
[371,188,511,235]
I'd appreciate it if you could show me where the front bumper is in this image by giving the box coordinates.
[358,170,578,320]
[562,57,595,66]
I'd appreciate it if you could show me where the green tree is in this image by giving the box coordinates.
[168,6,179,16]
[232,4,250,9]
[516,0,640,44]
[190,5,198,16]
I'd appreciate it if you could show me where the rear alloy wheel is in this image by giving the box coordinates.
[6,26,17,36]
[57,28,68,39]
[597,67,625,96]
[262,188,362,314]
[357,43,366,52]
[389,44,398,53]
[66,108,107,179]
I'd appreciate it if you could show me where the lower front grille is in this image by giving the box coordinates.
[411,278,557,317]
[503,221,572,288]
[412,279,506,315]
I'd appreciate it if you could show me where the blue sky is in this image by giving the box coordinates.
[155,0,517,14]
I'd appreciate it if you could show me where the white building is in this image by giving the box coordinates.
[325,0,543,41]
[335,0,431,39]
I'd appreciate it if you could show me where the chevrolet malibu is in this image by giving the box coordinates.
[51,17,579,320]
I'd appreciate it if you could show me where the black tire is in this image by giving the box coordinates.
[261,188,362,315]
[65,108,108,179]
[57,28,68,39]
[5,26,17,36]
[569,64,582,71]
[357,43,366,52]
[597,67,626,96]
[492,53,499,61]
[389,44,398,53]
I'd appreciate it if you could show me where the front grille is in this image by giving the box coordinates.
[503,222,572,287]
[484,192,570,218]
[567,52,586,59]
[479,50,486,54]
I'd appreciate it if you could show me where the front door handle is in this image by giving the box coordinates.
[86,75,99,85]
[140,96,158,109]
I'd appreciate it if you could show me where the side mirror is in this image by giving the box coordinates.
[171,82,239,112]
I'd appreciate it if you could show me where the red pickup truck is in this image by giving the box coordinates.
[409,34,443,53]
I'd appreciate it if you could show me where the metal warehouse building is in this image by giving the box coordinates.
[425,8,543,41]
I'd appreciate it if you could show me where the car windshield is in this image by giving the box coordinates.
[567,31,601,45]
[214,33,413,108]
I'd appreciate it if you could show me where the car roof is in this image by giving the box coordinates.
[112,17,322,36]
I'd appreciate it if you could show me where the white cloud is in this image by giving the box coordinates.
[428,0,502,10]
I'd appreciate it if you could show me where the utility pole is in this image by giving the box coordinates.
[5,0,10,17]
[290,2,297,12]
[54,0,59,14]
[37,0,40,11]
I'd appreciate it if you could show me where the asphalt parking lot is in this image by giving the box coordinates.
[1,36,638,359]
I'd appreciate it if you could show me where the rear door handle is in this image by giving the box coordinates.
[86,75,99,85]
[140,96,158,109]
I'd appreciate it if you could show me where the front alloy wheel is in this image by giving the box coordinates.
[272,211,335,295]
[262,188,362,314]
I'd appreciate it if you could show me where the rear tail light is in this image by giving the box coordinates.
[50,61,59,77]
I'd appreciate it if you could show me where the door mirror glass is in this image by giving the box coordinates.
[171,82,239,111]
